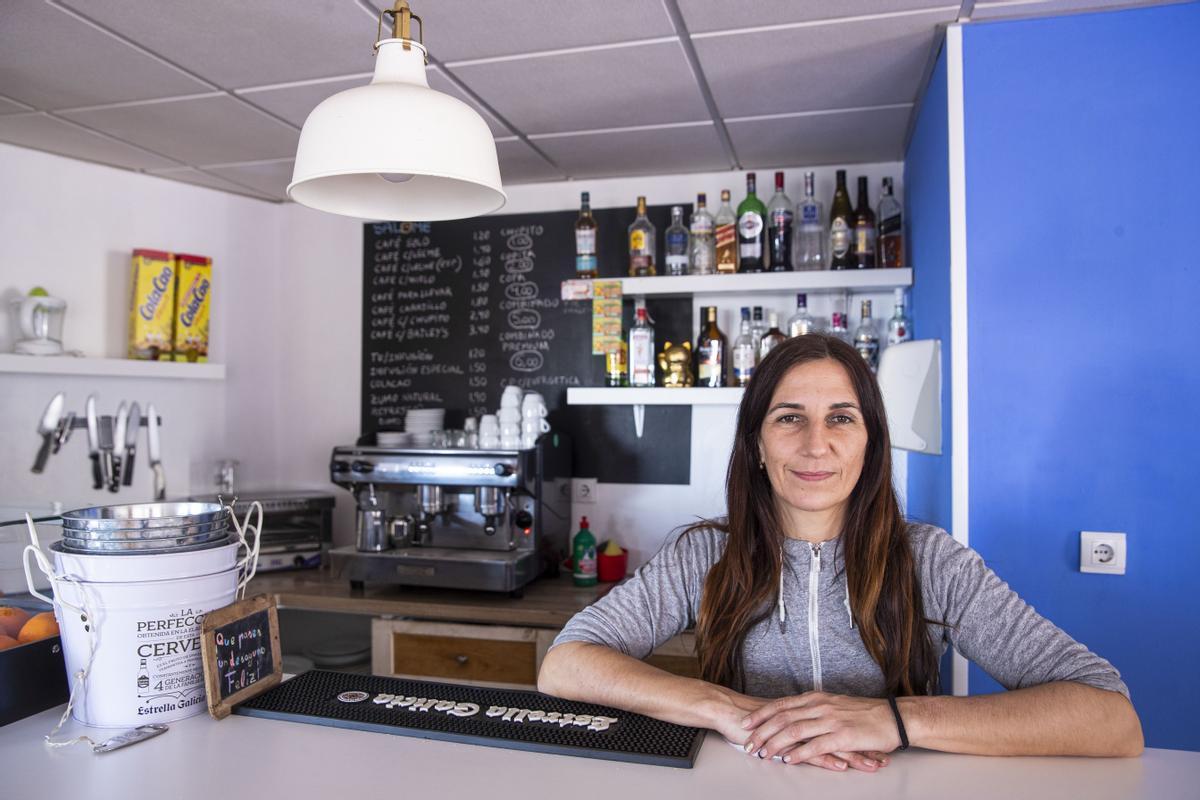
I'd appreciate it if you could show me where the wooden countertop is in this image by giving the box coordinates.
[247,567,606,629]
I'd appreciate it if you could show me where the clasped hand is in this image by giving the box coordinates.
[737,691,902,772]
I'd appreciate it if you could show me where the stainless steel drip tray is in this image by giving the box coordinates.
[329,545,540,593]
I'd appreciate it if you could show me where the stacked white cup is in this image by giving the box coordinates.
[479,414,500,449]
[521,392,549,449]
[498,388,521,450]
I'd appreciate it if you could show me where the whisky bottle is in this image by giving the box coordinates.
[695,306,728,388]
[628,196,656,277]
[575,191,597,279]
[853,176,876,269]
[736,173,767,272]
[714,190,737,273]
[877,177,903,268]
[759,311,787,361]
[829,170,853,270]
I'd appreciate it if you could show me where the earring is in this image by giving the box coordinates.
[758,460,765,471]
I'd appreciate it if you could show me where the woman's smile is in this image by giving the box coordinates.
[792,470,836,482]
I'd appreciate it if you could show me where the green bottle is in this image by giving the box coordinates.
[572,516,597,587]
[736,172,768,272]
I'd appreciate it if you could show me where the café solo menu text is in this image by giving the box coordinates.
[362,211,594,433]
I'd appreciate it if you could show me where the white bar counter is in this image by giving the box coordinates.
[1,702,1197,799]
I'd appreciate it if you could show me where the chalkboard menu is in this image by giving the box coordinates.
[201,595,282,719]
[362,206,694,484]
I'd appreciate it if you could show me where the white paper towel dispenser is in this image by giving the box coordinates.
[876,339,942,454]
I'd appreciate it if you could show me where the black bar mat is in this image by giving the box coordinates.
[233,670,704,769]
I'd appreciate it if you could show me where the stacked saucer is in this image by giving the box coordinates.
[405,408,445,448]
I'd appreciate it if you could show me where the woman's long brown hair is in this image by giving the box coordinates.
[688,334,940,696]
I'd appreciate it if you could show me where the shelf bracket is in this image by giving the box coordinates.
[632,404,645,439]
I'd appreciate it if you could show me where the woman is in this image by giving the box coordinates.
[538,334,1142,772]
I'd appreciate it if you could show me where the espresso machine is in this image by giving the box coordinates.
[328,434,571,594]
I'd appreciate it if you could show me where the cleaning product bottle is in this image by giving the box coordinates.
[572,516,597,587]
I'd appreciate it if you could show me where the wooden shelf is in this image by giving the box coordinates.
[0,354,225,380]
[568,268,911,299]
[567,387,744,406]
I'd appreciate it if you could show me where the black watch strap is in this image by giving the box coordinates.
[887,695,910,751]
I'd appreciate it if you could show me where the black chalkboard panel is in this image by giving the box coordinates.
[201,595,282,719]
[361,205,693,484]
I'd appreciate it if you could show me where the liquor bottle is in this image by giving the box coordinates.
[628,307,656,386]
[695,306,728,388]
[574,191,597,279]
[829,170,854,270]
[787,292,816,337]
[767,171,794,271]
[751,306,766,355]
[877,177,903,268]
[736,173,767,272]
[689,193,716,275]
[605,342,628,387]
[759,311,787,361]
[628,196,656,277]
[732,311,756,387]
[665,205,689,276]
[830,311,851,345]
[137,658,150,691]
[854,299,880,371]
[853,176,876,269]
[795,171,825,270]
[887,288,912,345]
[714,190,738,273]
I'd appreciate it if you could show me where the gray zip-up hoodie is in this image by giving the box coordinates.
[551,523,1129,699]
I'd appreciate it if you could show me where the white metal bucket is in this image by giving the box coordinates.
[50,540,240,583]
[49,569,238,727]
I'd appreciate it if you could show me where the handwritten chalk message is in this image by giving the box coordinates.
[211,609,274,700]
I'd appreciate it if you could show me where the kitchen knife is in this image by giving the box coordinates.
[110,402,128,492]
[98,415,115,491]
[52,411,75,454]
[31,392,64,474]
[122,402,141,487]
[147,403,165,501]
[86,395,102,489]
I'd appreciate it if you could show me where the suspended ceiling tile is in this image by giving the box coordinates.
[726,105,912,168]
[427,68,514,137]
[694,9,954,118]
[532,124,730,179]
[61,95,299,165]
[206,160,295,200]
[0,113,177,170]
[0,1,211,109]
[678,0,958,33]
[970,0,1181,19]
[398,0,675,63]
[147,166,279,200]
[237,76,369,128]
[0,95,35,115]
[58,0,379,89]
[451,42,709,135]
[496,140,565,184]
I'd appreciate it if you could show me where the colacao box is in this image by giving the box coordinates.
[173,253,212,362]
[128,249,176,360]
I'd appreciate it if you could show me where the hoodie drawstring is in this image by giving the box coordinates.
[777,546,787,623]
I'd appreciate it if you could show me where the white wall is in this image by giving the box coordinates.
[0,145,906,569]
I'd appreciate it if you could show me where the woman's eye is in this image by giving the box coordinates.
[777,414,803,424]
[828,414,854,424]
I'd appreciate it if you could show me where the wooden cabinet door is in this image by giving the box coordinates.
[372,619,555,689]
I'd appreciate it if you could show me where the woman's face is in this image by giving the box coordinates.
[757,358,868,537]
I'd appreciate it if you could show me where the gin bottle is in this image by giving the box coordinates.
[628,307,656,386]
[795,171,825,270]
[688,193,716,275]
[854,300,880,371]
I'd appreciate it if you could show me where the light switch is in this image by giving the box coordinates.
[1080,531,1126,575]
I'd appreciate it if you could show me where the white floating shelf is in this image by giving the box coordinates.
[612,268,912,298]
[567,387,744,406]
[0,354,226,380]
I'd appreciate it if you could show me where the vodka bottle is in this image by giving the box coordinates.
[887,288,912,345]
[787,292,816,337]
[854,300,880,371]
[628,307,656,386]
[732,311,757,387]
[688,193,716,275]
[665,205,689,276]
[795,171,825,270]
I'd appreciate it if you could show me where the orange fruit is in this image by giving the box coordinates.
[0,634,19,650]
[17,611,59,643]
[0,606,31,638]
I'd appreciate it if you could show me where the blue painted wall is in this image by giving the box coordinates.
[961,3,1200,751]
[903,43,953,535]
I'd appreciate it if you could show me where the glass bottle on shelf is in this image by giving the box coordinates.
[877,177,903,268]
[751,306,766,354]
[795,171,825,270]
[715,190,738,274]
[853,176,876,269]
[854,299,880,371]
[664,205,689,276]
[628,196,656,277]
[830,311,851,344]
[605,342,628,387]
[759,311,787,361]
[628,306,656,386]
[688,193,716,275]
[887,288,912,345]
[574,191,597,279]
[736,173,767,272]
[829,170,854,270]
[767,171,794,272]
[787,292,816,337]
[695,306,728,388]
[732,309,756,387]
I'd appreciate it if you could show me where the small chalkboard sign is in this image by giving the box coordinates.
[200,594,282,720]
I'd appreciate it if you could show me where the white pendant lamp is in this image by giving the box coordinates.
[288,1,506,221]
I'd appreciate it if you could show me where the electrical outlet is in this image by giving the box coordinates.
[1080,531,1126,575]
[573,478,598,505]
